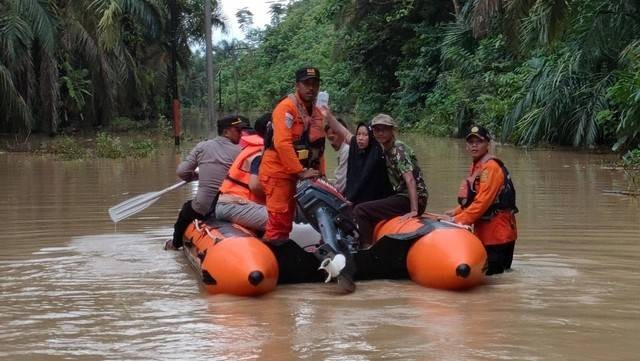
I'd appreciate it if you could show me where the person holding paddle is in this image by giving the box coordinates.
[164,115,247,250]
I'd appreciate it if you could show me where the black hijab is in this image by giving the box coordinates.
[344,122,393,204]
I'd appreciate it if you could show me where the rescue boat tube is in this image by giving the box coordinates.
[372,218,487,290]
[292,179,487,290]
[182,220,279,296]
[271,218,487,291]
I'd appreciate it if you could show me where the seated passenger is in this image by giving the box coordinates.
[350,113,428,248]
[215,114,271,231]
[165,115,245,250]
[324,118,350,193]
[320,109,393,205]
[345,122,394,204]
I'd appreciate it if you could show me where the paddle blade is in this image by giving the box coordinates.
[108,191,162,223]
[108,181,187,223]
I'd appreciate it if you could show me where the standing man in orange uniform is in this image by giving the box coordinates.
[259,67,326,244]
[445,125,518,275]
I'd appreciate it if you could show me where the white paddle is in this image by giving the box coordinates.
[108,181,187,223]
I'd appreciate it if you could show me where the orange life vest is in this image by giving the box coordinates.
[457,153,517,220]
[454,153,518,246]
[219,135,264,203]
[286,94,325,170]
[261,93,325,178]
[239,134,262,149]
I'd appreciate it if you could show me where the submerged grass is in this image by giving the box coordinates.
[51,136,89,160]
[621,148,640,195]
[1,128,167,161]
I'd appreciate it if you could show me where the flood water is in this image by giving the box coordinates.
[1,129,638,360]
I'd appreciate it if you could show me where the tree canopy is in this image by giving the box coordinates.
[1,0,638,152]
[209,0,640,151]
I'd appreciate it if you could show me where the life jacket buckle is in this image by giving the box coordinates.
[297,149,309,160]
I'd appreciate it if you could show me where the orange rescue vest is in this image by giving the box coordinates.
[457,153,517,220]
[261,93,325,178]
[219,135,264,202]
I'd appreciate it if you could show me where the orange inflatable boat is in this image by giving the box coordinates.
[182,220,279,296]
[181,180,487,296]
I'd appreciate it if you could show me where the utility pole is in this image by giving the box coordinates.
[217,70,222,111]
[234,53,239,114]
[204,0,216,124]
[168,0,180,146]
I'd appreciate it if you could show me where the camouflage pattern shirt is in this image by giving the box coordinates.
[384,140,429,203]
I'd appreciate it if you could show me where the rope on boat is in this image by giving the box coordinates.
[193,219,215,239]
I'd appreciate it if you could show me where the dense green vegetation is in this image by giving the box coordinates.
[0,0,223,135]
[2,0,639,162]
[207,0,639,155]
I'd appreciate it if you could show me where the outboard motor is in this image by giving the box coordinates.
[295,179,359,292]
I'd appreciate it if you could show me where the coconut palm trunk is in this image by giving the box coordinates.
[169,0,181,145]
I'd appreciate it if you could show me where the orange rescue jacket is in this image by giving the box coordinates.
[453,153,517,246]
[260,94,325,179]
[219,134,264,203]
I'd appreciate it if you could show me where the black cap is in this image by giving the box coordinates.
[295,67,320,82]
[237,115,252,130]
[217,115,249,135]
[466,125,491,141]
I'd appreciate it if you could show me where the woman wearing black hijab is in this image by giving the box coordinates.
[319,107,393,205]
[344,122,393,204]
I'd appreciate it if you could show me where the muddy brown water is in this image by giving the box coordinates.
[1,132,638,360]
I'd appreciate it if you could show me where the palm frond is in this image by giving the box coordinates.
[566,73,611,146]
[95,0,122,50]
[121,0,162,36]
[619,39,640,62]
[504,0,536,19]
[519,0,569,51]
[504,52,581,145]
[440,19,478,74]
[60,17,100,65]
[16,0,58,53]
[0,61,32,130]
[0,6,34,64]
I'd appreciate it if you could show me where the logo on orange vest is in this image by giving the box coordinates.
[285,112,294,128]
[480,169,489,182]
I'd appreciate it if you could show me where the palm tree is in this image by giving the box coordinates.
[268,1,287,26]
[503,0,640,147]
[236,7,254,34]
[0,0,58,133]
[63,0,164,128]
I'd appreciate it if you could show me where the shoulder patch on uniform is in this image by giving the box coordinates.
[285,112,294,129]
[480,169,489,182]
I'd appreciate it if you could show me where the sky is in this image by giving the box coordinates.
[213,1,272,41]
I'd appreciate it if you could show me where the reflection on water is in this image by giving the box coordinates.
[0,132,639,360]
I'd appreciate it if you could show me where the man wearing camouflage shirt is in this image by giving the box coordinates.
[352,113,428,247]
